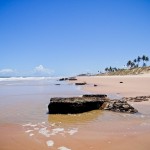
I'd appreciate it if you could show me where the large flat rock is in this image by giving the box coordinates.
[48,94,138,114]
[48,97,105,114]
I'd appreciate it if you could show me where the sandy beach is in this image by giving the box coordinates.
[0,76,150,150]
[74,74,150,97]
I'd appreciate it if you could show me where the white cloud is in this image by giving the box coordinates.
[34,65,54,75]
[0,69,15,74]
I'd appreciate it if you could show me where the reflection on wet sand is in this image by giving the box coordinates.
[48,110,104,125]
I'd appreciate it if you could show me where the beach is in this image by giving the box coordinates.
[0,76,150,150]
[73,74,150,97]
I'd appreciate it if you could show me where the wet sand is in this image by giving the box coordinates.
[0,76,150,150]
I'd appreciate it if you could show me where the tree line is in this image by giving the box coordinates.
[104,55,149,73]
[127,55,149,68]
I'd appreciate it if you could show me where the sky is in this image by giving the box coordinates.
[0,0,150,77]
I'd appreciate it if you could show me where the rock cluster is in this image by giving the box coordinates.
[48,94,138,114]
[122,95,150,102]
[101,100,138,113]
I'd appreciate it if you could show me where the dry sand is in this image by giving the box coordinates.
[74,74,150,97]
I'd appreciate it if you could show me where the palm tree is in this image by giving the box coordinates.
[137,56,141,67]
[133,59,137,67]
[109,66,112,72]
[131,62,135,68]
[105,67,108,72]
[127,60,132,68]
[142,55,146,66]
[133,59,137,63]
[145,56,149,66]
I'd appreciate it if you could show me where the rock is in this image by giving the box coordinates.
[55,84,61,85]
[122,95,150,102]
[120,82,123,83]
[48,94,138,114]
[48,97,105,114]
[75,82,86,85]
[68,77,77,81]
[94,84,98,87]
[59,78,68,81]
[82,94,107,98]
[100,100,138,113]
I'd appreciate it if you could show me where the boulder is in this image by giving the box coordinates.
[48,96,105,114]
[48,94,138,114]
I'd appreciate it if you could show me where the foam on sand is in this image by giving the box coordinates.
[46,140,54,147]
[38,127,50,137]
[25,130,33,133]
[29,133,34,136]
[67,128,78,135]
[58,146,71,150]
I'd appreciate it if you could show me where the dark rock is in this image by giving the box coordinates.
[100,100,138,113]
[68,77,77,81]
[59,78,68,81]
[55,84,61,85]
[122,95,150,102]
[94,84,98,87]
[48,94,138,114]
[120,81,123,83]
[48,97,105,114]
[75,82,86,85]
[82,94,107,98]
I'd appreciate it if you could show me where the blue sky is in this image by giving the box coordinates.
[0,0,150,76]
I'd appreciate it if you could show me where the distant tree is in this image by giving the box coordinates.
[131,62,135,68]
[143,62,146,67]
[105,67,108,72]
[137,56,141,67]
[142,55,146,66]
[113,67,118,72]
[133,59,138,68]
[109,66,112,72]
[127,60,132,68]
[145,56,149,66]
[133,59,137,63]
